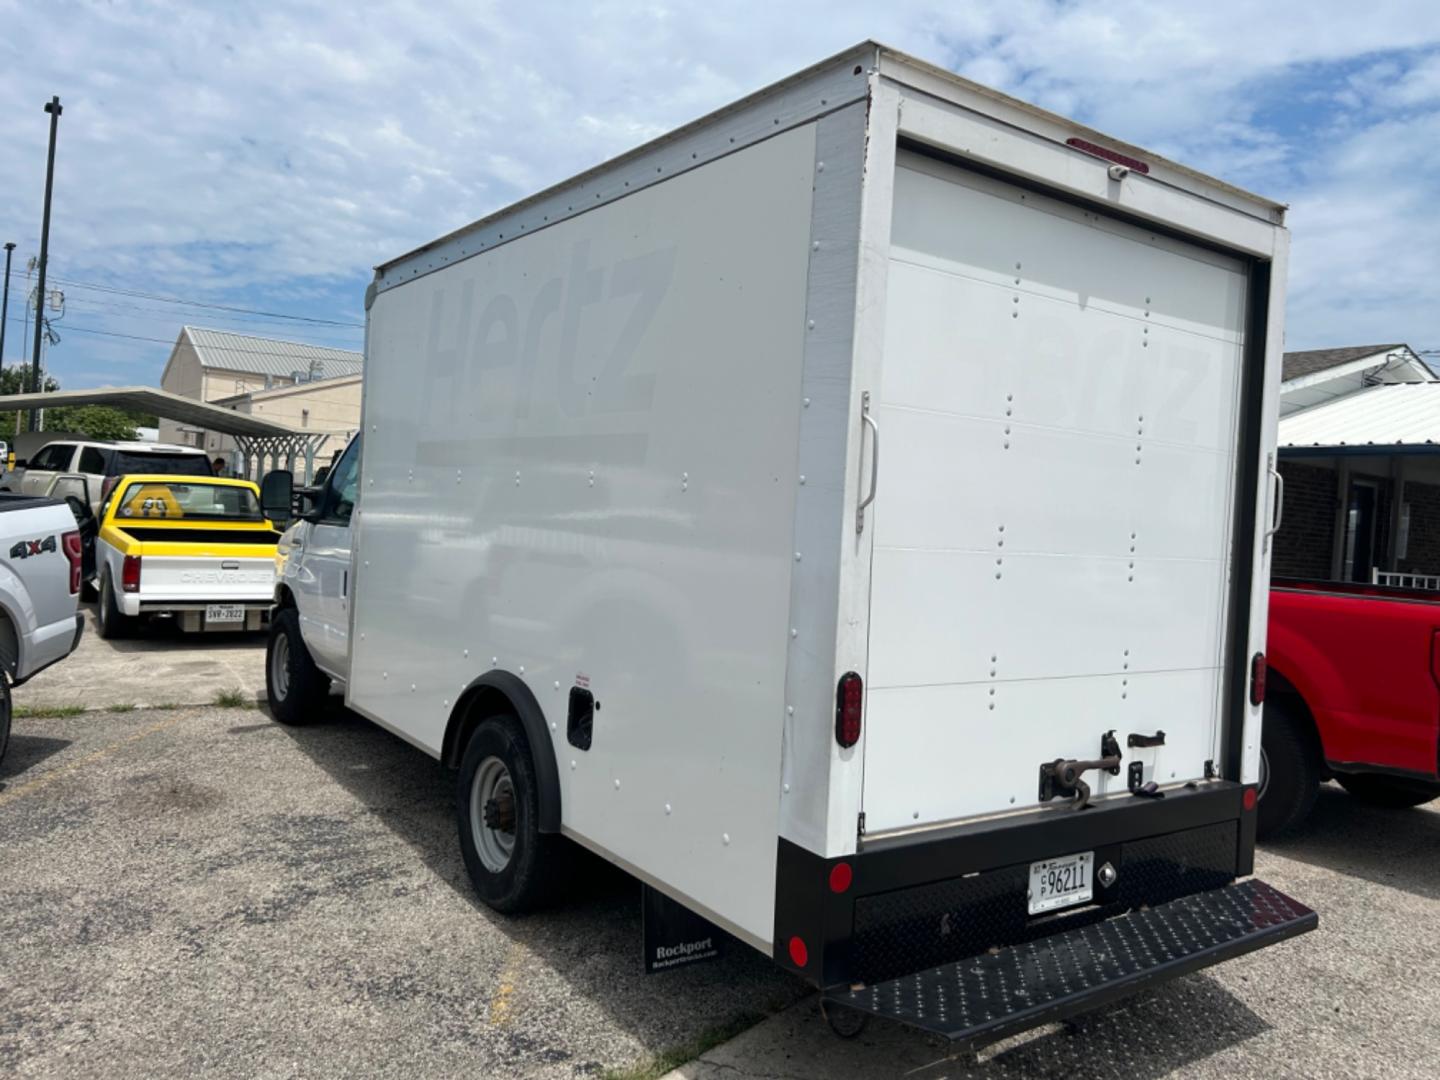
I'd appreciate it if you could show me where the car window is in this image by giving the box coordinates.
[30,444,73,471]
[78,447,107,474]
[110,451,211,476]
[323,438,361,524]
[115,480,263,522]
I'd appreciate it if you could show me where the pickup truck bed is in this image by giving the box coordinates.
[1261,579,1440,834]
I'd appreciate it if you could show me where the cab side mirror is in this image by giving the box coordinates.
[260,470,295,525]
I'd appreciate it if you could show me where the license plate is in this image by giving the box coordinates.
[1028,851,1094,915]
[204,604,245,624]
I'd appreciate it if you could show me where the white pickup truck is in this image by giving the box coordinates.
[0,492,85,763]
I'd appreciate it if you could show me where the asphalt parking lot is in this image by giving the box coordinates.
[4,629,1440,1078]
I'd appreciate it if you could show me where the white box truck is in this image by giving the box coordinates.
[261,41,1314,1045]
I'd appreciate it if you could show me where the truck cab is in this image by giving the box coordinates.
[263,436,360,713]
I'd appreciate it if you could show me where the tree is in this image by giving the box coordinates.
[0,363,60,434]
[41,405,139,441]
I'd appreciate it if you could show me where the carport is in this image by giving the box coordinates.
[1,386,333,482]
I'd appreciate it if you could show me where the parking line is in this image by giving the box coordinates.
[487,940,525,1027]
[0,712,190,809]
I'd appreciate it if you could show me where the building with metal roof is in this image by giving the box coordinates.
[1280,343,1433,416]
[157,325,363,456]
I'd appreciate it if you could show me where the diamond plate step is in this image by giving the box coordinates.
[825,879,1316,1043]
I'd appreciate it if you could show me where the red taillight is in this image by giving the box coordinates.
[788,936,808,967]
[1243,787,1258,812]
[828,862,853,894]
[1065,137,1151,174]
[1249,652,1266,706]
[62,530,82,594]
[836,672,863,748]
[1431,631,1440,689]
[121,555,141,593]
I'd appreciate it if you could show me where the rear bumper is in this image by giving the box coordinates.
[826,879,1315,1044]
[15,610,84,684]
[776,782,1261,990]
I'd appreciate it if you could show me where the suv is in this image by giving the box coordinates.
[8,441,212,517]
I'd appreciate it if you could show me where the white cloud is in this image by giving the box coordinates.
[0,0,1436,383]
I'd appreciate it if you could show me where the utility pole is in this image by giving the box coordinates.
[0,242,14,366]
[28,96,62,433]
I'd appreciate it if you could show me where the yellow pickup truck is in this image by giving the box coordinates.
[93,475,280,638]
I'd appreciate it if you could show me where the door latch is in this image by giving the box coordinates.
[1038,731,1123,810]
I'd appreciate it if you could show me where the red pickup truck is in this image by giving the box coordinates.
[1260,579,1440,835]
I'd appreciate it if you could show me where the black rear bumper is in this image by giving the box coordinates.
[775,782,1262,989]
[825,878,1314,1044]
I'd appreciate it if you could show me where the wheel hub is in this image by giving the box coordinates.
[482,791,515,833]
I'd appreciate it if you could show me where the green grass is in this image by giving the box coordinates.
[213,689,253,709]
[601,1012,765,1080]
[13,704,87,719]
[110,703,137,713]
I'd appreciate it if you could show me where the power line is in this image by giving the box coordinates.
[44,275,365,327]
[63,294,364,334]
[1,313,362,362]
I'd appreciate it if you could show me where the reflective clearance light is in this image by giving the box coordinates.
[1065,137,1151,174]
[61,530,82,594]
[788,936,808,967]
[1249,652,1266,706]
[836,672,863,748]
[829,862,853,894]
[121,555,142,593]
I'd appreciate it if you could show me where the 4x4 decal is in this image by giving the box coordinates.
[9,535,57,559]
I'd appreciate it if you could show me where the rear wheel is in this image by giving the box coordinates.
[1257,699,1320,838]
[1336,773,1440,808]
[96,571,131,640]
[266,607,330,725]
[457,715,565,913]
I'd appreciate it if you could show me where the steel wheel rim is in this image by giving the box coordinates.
[470,756,516,873]
[270,633,291,701]
[99,583,109,629]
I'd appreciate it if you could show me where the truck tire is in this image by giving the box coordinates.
[1336,773,1440,809]
[457,715,566,913]
[96,571,131,640]
[266,607,331,725]
[1257,699,1320,838]
[0,676,11,764]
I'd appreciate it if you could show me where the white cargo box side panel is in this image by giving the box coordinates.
[862,151,1249,832]
[351,127,818,946]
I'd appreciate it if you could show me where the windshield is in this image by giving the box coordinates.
[111,451,211,476]
[115,481,264,522]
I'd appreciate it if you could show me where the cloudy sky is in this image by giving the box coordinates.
[1,1,1437,387]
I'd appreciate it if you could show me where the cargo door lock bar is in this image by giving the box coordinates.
[1038,731,1122,809]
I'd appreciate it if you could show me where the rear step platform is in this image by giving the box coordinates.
[825,879,1315,1043]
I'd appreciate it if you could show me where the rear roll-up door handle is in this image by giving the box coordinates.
[1264,456,1284,551]
[856,391,880,535]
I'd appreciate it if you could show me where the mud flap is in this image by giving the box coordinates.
[824,879,1315,1043]
[642,884,726,974]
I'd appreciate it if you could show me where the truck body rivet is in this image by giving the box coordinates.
[665,803,672,813]
[722,833,731,845]
[799,475,806,485]
[614,779,620,790]
[787,705,795,715]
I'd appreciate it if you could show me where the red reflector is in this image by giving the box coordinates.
[1065,137,1151,174]
[836,672,863,749]
[828,862,853,894]
[62,530,82,594]
[122,555,141,593]
[788,936,808,967]
[1243,787,1258,812]
[1249,652,1266,706]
